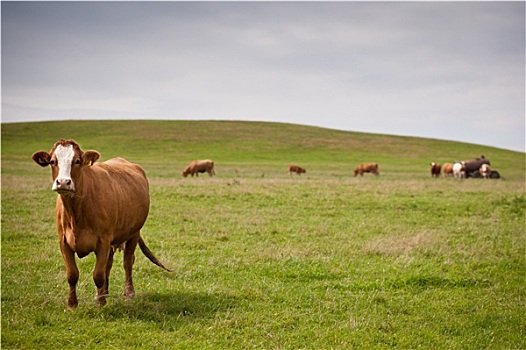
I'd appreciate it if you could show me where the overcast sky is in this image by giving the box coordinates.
[2,1,525,151]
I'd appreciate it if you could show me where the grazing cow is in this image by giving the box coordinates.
[453,162,466,178]
[442,163,454,177]
[480,164,491,179]
[182,160,215,177]
[430,162,441,178]
[463,156,490,178]
[288,164,306,175]
[32,139,170,309]
[354,163,379,177]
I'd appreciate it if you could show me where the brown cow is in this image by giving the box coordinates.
[182,160,215,177]
[430,162,441,178]
[354,163,379,177]
[463,156,490,178]
[288,164,306,175]
[442,163,454,177]
[32,139,170,309]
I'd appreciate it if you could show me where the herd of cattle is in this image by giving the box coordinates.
[429,155,500,179]
[181,160,382,177]
[182,158,500,179]
[31,139,502,309]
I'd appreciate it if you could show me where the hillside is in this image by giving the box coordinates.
[2,119,524,348]
[2,120,524,180]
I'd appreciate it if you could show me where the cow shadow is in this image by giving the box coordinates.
[94,290,238,325]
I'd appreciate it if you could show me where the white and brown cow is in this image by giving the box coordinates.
[480,163,492,179]
[182,160,215,177]
[288,164,306,175]
[453,162,466,178]
[354,163,379,177]
[32,139,170,309]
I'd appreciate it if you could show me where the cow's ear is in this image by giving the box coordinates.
[82,151,100,166]
[32,151,51,167]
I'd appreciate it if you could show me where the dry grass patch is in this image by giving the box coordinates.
[365,231,439,257]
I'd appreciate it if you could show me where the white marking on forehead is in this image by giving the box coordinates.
[55,144,75,163]
[55,144,75,179]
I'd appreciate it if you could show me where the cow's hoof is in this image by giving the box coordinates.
[125,288,136,299]
[95,294,108,306]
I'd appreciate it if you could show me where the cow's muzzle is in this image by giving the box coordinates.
[53,177,75,193]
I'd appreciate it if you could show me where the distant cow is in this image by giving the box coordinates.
[489,170,501,179]
[430,162,441,178]
[453,162,466,178]
[32,139,170,309]
[442,163,454,177]
[288,164,306,175]
[182,160,215,177]
[354,163,379,177]
[480,164,491,179]
[463,156,490,178]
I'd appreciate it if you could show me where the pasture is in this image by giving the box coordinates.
[2,120,525,349]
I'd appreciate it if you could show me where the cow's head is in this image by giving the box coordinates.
[32,139,100,195]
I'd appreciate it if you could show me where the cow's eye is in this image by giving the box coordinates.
[50,159,56,166]
[75,159,81,165]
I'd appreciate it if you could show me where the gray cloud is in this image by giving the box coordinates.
[2,1,524,151]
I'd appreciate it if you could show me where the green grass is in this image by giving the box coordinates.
[2,120,525,349]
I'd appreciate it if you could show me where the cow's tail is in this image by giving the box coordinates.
[138,237,172,272]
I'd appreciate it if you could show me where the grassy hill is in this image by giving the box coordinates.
[2,120,524,349]
[2,120,524,180]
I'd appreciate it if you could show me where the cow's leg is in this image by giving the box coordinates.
[60,240,79,310]
[93,243,111,306]
[104,248,115,297]
[123,235,139,298]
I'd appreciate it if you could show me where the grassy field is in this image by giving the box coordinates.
[2,120,525,349]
